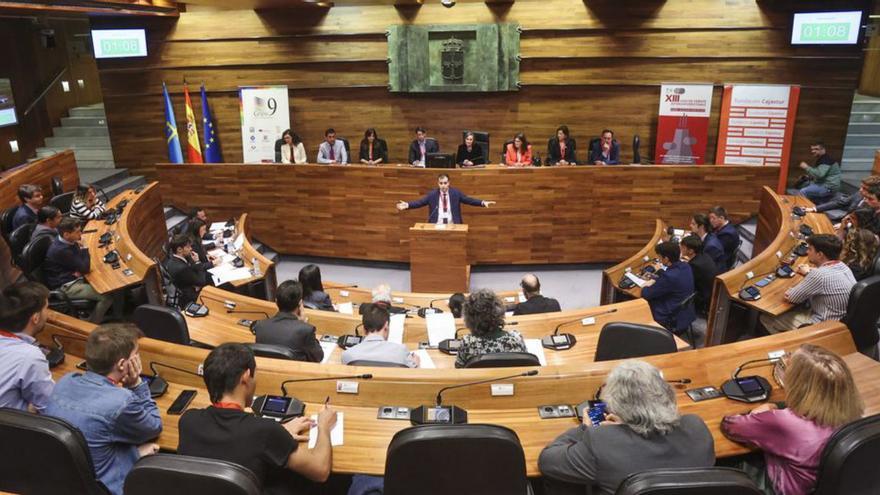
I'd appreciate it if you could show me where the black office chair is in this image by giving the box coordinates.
[133,304,197,346]
[632,135,642,164]
[247,343,297,361]
[8,222,37,268]
[499,139,514,164]
[594,322,677,362]
[545,137,578,165]
[346,359,409,368]
[813,413,880,495]
[51,176,64,196]
[384,424,531,495]
[872,251,880,277]
[338,137,351,163]
[153,256,182,309]
[842,275,880,359]
[668,292,697,349]
[615,467,762,495]
[124,454,261,495]
[50,191,75,215]
[462,352,541,369]
[0,205,18,243]
[462,130,490,164]
[21,235,96,318]
[0,407,110,495]
[588,137,601,163]
[274,138,284,163]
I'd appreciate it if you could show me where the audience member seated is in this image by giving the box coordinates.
[456,132,485,167]
[0,282,53,413]
[690,213,726,273]
[44,217,113,323]
[721,344,863,495]
[280,129,307,164]
[448,292,465,318]
[513,274,561,315]
[539,360,715,495]
[359,128,388,166]
[408,126,439,167]
[187,207,214,241]
[841,228,879,281]
[31,205,61,241]
[342,303,419,367]
[70,184,106,221]
[358,284,406,315]
[299,264,334,311]
[846,182,880,236]
[178,343,336,493]
[316,128,348,165]
[504,132,533,167]
[165,234,215,308]
[547,125,577,166]
[708,206,740,270]
[187,218,217,265]
[253,280,323,363]
[797,142,841,204]
[45,324,162,495]
[808,174,879,219]
[454,289,527,368]
[680,235,717,317]
[760,234,856,334]
[589,129,620,165]
[12,184,43,230]
[641,241,696,334]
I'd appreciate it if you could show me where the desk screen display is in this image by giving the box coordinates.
[0,79,17,128]
[792,11,862,45]
[92,29,148,58]
[261,396,291,414]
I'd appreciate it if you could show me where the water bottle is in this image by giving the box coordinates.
[252,257,262,277]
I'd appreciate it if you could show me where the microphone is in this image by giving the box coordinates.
[666,378,692,386]
[227,309,270,319]
[428,297,447,309]
[280,373,373,397]
[438,326,468,354]
[253,373,373,420]
[543,308,618,351]
[722,357,777,403]
[411,370,539,425]
[47,334,87,368]
[144,361,202,399]
[199,294,237,310]
[337,323,365,349]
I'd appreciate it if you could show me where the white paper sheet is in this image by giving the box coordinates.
[518,293,527,303]
[624,272,647,288]
[425,312,456,347]
[336,302,354,315]
[209,222,228,232]
[388,314,406,344]
[413,349,436,369]
[319,341,337,364]
[309,412,343,448]
[233,233,245,251]
[524,339,547,366]
[211,267,253,285]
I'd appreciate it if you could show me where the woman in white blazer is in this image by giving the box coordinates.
[280,129,307,164]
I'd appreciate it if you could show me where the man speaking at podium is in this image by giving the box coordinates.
[396,174,495,224]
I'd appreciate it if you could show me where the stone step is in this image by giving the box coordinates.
[841,145,879,160]
[45,136,111,149]
[841,158,875,171]
[848,122,880,134]
[75,160,116,169]
[38,147,114,162]
[78,168,130,190]
[60,116,108,128]
[166,214,189,234]
[52,126,109,137]
[103,175,147,200]
[69,107,107,118]
[852,102,880,112]
[853,93,880,102]
[850,112,880,123]
[842,134,880,147]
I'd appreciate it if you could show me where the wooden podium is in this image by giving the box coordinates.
[409,223,470,292]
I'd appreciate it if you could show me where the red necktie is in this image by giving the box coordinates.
[442,192,448,212]
[329,144,335,161]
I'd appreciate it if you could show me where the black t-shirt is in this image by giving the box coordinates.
[178,406,306,495]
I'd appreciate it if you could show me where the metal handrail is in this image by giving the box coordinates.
[22,68,67,117]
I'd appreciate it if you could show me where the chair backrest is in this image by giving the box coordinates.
[595,322,677,362]
[462,130,490,164]
[124,454,261,495]
[0,407,109,495]
[247,343,297,360]
[0,205,18,242]
[51,176,64,196]
[384,424,528,495]
[872,251,880,278]
[49,191,75,215]
[463,352,541,369]
[21,234,54,282]
[153,256,181,309]
[499,139,514,164]
[615,467,762,495]
[133,304,191,345]
[842,275,880,352]
[813,413,880,495]
[9,222,37,267]
[632,134,642,164]
[346,359,409,368]
[273,138,284,163]
[338,137,351,161]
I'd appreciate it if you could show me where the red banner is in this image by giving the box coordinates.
[654,84,713,164]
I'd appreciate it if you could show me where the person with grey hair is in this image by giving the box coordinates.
[454,289,526,368]
[538,360,714,494]
[358,283,406,315]
[513,273,561,315]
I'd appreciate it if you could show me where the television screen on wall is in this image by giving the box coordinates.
[91,29,148,59]
[791,11,862,45]
[0,79,17,128]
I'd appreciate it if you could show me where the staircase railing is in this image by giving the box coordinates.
[22,68,67,118]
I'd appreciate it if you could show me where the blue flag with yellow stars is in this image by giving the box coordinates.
[201,83,222,163]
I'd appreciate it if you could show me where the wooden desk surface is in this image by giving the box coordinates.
[601,219,668,302]
[410,222,469,233]
[323,280,520,313]
[222,213,276,289]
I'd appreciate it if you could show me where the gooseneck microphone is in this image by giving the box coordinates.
[552,308,619,336]
[722,357,778,403]
[280,373,373,397]
[543,308,618,351]
[226,309,270,319]
[252,373,373,422]
[198,294,237,309]
[435,369,538,407]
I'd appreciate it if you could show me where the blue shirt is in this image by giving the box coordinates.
[641,261,696,332]
[0,332,54,413]
[11,204,37,231]
[45,371,162,495]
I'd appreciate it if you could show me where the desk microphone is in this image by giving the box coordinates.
[722,357,777,403]
[428,297,447,309]
[438,326,467,354]
[47,334,87,368]
[418,298,448,317]
[337,323,364,349]
[254,373,373,420]
[199,294,237,310]
[226,309,270,319]
[410,369,539,425]
[542,308,618,351]
[146,361,204,399]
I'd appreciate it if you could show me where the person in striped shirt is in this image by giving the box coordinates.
[70,184,106,221]
[760,234,856,334]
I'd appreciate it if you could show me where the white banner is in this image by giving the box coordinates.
[239,86,290,163]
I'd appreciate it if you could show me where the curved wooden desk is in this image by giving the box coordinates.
[323,281,520,313]
[600,219,668,304]
[221,213,278,300]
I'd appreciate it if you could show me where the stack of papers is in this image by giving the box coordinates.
[388,314,406,344]
[523,339,547,366]
[425,312,456,347]
[624,272,647,288]
[336,302,354,315]
[208,264,253,285]
[308,412,344,448]
[412,349,436,369]
[319,341,337,364]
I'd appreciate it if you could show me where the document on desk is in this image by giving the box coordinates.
[319,341,336,364]
[524,339,547,366]
[309,412,343,448]
[210,266,253,285]
[413,349,436,369]
[233,233,245,251]
[209,222,228,232]
[426,312,456,347]
[388,314,406,344]
[336,302,354,315]
[624,272,647,288]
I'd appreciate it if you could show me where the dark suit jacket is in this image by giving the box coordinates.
[702,233,726,273]
[688,253,717,316]
[816,192,863,214]
[546,137,577,165]
[641,261,696,331]
[165,255,209,307]
[407,187,484,224]
[44,238,91,289]
[456,143,485,165]
[12,205,37,231]
[588,139,621,164]
[303,290,334,311]
[358,139,389,163]
[513,295,562,316]
[253,312,324,363]
[408,138,439,164]
[714,222,740,270]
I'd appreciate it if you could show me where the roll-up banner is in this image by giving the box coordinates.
[239,85,290,163]
[715,84,800,193]
[655,83,714,164]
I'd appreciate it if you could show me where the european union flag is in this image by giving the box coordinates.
[163,82,184,164]
[201,83,222,163]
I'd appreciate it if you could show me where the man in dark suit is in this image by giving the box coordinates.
[396,173,495,224]
[809,175,879,222]
[513,274,561,315]
[708,206,740,270]
[680,235,716,317]
[689,213,726,273]
[12,184,43,230]
[641,241,696,333]
[253,280,324,363]
[408,126,440,166]
[165,234,215,307]
[589,129,621,165]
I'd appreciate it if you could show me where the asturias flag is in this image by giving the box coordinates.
[183,82,203,164]
[162,82,184,164]
[201,83,222,163]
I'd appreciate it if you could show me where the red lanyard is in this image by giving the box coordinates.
[0,330,22,340]
[213,402,244,411]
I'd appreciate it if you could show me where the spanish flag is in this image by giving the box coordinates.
[183,81,203,164]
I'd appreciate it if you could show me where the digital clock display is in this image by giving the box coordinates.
[791,11,862,45]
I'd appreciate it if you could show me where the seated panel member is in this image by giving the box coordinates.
[505,132,533,167]
[396,173,495,225]
[708,206,740,270]
[358,128,388,166]
[0,282,53,413]
[179,343,337,493]
[641,241,696,334]
[253,280,324,363]
[298,264,334,311]
[12,184,43,230]
[408,126,439,167]
[455,289,527,368]
[187,218,218,265]
[280,129,307,164]
[679,235,717,317]
[456,132,485,167]
[513,273,561,315]
[539,360,714,495]
[589,129,621,165]
[45,324,162,495]
[165,234,216,308]
[316,128,347,165]
[760,234,856,334]
[690,213,726,273]
[70,184,107,221]
[43,217,113,323]
[187,207,214,240]
[342,303,419,367]
[808,174,879,218]
[32,205,62,240]
[547,125,577,166]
